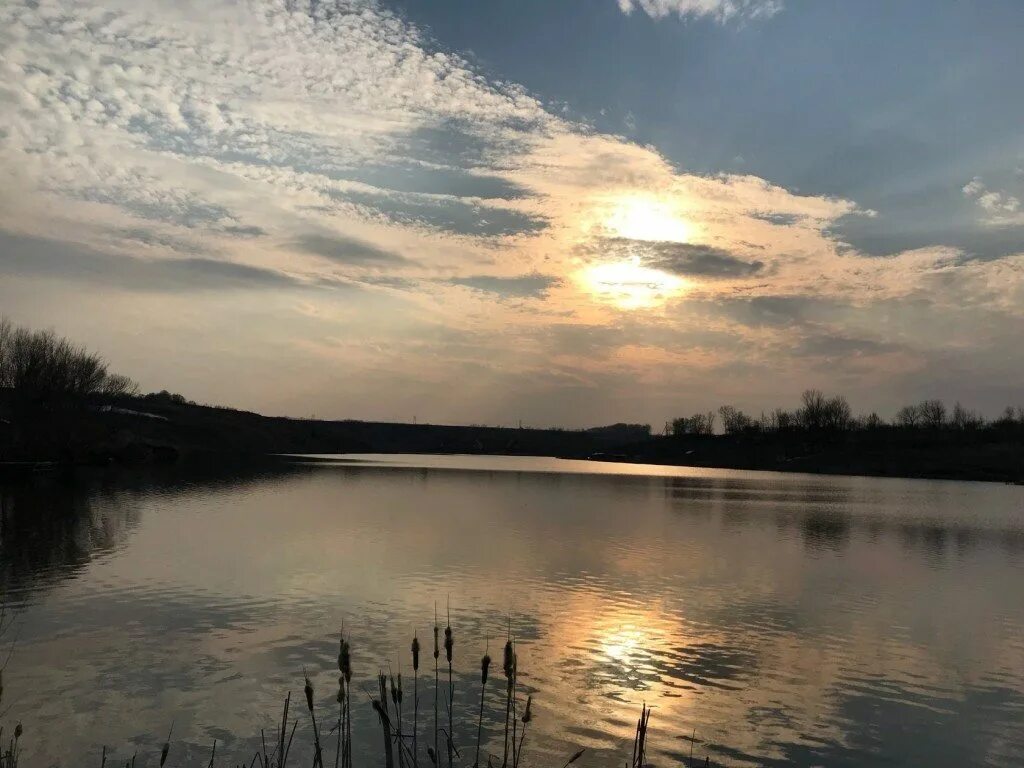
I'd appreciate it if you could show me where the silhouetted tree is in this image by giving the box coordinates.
[798,389,828,430]
[895,404,922,428]
[0,317,137,404]
[950,401,984,430]
[718,405,754,434]
[822,395,852,431]
[671,411,715,436]
[918,399,947,428]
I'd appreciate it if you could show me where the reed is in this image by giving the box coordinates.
[474,647,491,768]
[444,603,454,768]
[411,631,420,768]
[501,632,514,768]
[513,695,531,768]
[433,607,440,768]
[305,672,324,768]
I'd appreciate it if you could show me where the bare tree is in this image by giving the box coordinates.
[0,317,137,403]
[671,411,715,436]
[718,405,754,434]
[895,404,922,428]
[799,389,827,430]
[950,402,984,430]
[918,399,947,428]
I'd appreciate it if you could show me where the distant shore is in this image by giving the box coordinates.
[3,393,1023,485]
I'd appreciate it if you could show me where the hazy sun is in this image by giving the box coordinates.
[604,195,694,243]
[574,194,694,309]
[581,257,688,310]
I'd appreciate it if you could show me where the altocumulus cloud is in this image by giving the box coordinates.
[616,0,783,22]
[448,273,562,299]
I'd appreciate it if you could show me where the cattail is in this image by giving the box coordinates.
[340,640,352,684]
[562,748,585,768]
[502,636,515,768]
[433,609,440,767]
[427,747,438,765]
[337,675,346,704]
[502,639,514,681]
[397,673,404,706]
[445,602,454,768]
[306,672,324,768]
[391,675,399,707]
[305,674,315,714]
[412,631,421,768]
[15,721,24,740]
[159,728,169,768]
[514,695,533,768]
[475,651,492,767]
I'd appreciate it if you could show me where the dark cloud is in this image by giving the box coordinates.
[752,212,801,226]
[334,189,548,238]
[115,228,204,254]
[74,188,265,237]
[347,164,531,201]
[0,231,346,293]
[590,238,764,278]
[708,296,822,328]
[292,233,408,265]
[448,273,561,298]
[797,334,904,358]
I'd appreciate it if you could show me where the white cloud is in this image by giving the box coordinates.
[962,176,1022,226]
[616,0,783,22]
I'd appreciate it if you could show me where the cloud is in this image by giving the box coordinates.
[0,230,338,292]
[291,233,408,266]
[616,0,783,22]
[1,0,1024,424]
[594,239,765,278]
[962,176,1023,226]
[448,273,562,298]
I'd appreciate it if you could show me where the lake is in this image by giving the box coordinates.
[1,455,1023,767]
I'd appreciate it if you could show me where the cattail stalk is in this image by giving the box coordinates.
[433,606,440,768]
[501,632,514,768]
[159,724,171,768]
[412,632,421,768]
[444,603,454,768]
[306,672,325,768]
[392,673,405,768]
[341,635,353,768]
[474,649,491,768]
[513,696,531,768]
[279,691,291,768]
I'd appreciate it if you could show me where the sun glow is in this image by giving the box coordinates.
[581,257,688,310]
[604,195,694,243]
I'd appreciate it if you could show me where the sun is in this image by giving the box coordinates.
[580,257,688,310]
[573,194,694,309]
[604,194,694,243]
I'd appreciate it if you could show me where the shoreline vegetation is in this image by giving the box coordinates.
[0,610,680,768]
[2,318,1023,484]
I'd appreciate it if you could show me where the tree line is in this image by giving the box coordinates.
[669,389,1024,436]
[0,317,137,404]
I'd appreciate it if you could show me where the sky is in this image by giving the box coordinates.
[1,0,1023,427]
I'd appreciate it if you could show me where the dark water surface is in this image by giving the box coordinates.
[2,455,1023,767]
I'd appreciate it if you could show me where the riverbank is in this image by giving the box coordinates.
[3,393,1023,483]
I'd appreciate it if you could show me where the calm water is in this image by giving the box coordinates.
[2,455,1023,767]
